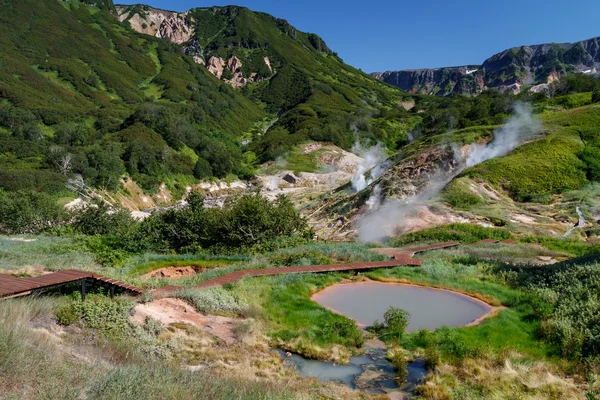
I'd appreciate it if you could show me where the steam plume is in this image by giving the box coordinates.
[350,142,389,192]
[357,102,541,242]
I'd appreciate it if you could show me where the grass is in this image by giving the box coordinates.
[0,235,96,272]
[0,297,295,400]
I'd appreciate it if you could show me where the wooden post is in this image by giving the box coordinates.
[110,285,115,298]
[81,279,86,301]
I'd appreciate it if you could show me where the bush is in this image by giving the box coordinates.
[388,349,409,382]
[0,190,67,234]
[141,192,313,253]
[389,223,511,246]
[592,90,600,104]
[175,287,247,315]
[71,201,136,236]
[55,303,79,325]
[369,306,411,342]
[442,181,483,210]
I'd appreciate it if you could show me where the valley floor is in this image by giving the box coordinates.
[1,232,599,399]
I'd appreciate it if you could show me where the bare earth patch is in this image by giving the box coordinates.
[130,298,237,343]
[140,266,201,279]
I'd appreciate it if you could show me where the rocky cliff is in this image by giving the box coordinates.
[115,5,194,44]
[373,36,600,96]
[115,5,276,87]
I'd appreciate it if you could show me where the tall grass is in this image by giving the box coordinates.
[0,297,295,399]
[0,235,96,272]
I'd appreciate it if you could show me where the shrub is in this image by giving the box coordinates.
[175,287,247,315]
[55,303,79,325]
[71,201,136,236]
[369,306,411,342]
[141,192,313,253]
[0,190,67,234]
[388,349,409,382]
[442,180,483,210]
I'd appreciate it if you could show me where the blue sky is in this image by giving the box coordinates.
[117,0,600,72]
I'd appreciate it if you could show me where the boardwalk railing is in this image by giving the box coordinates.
[0,270,144,299]
[1,239,514,299]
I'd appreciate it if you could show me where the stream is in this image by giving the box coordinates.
[277,347,427,396]
[562,206,585,238]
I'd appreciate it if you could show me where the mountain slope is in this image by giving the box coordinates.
[307,101,600,241]
[0,0,267,194]
[116,4,412,158]
[373,36,600,96]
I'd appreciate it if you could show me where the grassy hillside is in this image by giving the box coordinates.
[0,0,264,194]
[121,4,416,159]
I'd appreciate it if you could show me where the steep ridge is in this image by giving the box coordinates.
[114,4,410,160]
[373,36,600,96]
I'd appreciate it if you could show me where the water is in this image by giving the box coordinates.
[312,282,491,332]
[277,348,427,393]
[562,206,585,238]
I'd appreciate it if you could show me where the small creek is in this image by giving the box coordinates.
[278,282,494,395]
[277,347,427,396]
[562,206,585,238]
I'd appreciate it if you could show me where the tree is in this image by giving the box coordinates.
[193,158,213,179]
[0,191,67,234]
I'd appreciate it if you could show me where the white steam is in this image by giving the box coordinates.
[466,103,540,167]
[350,142,389,192]
[357,102,541,243]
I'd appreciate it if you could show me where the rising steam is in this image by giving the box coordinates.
[357,103,541,242]
[350,142,389,192]
[465,103,540,167]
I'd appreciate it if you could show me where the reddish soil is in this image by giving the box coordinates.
[141,266,204,279]
[130,298,238,343]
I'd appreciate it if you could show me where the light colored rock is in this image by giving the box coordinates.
[226,71,247,88]
[263,56,272,72]
[206,56,225,78]
[193,56,205,65]
[64,198,86,210]
[228,56,242,72]
[116,6,194,44]
[131,298,238,344]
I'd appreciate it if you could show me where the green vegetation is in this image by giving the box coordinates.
[388,223,511,246]
[175,287,247,315]
[368,306,411,341]
[0,297,293,400]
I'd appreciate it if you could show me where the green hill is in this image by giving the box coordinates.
[0,0,264,193]
[0,0,415,196]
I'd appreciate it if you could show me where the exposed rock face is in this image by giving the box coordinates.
[373,36,600,96]
[115,6,194,44]
[115,6,278,88]
[228,56,242,72]
[206,56,226,79]
[264,56,272,72]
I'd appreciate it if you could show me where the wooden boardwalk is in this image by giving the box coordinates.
[157,258,423,294]
[0,238,515,299]
[371,241,460,259]
[0,270,144,299]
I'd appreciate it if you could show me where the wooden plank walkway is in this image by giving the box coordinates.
[0,270,144,299]
[371,241,460,259]
[158,258,423,293]
[0,239,515,299]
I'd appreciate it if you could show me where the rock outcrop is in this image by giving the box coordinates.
[115,6,194,44]
[373,36,600,96]
[115,5,279,88]
[206,56,226,79]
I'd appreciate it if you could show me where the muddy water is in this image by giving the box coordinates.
[277,348,427,394]
[312,282,492,332]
